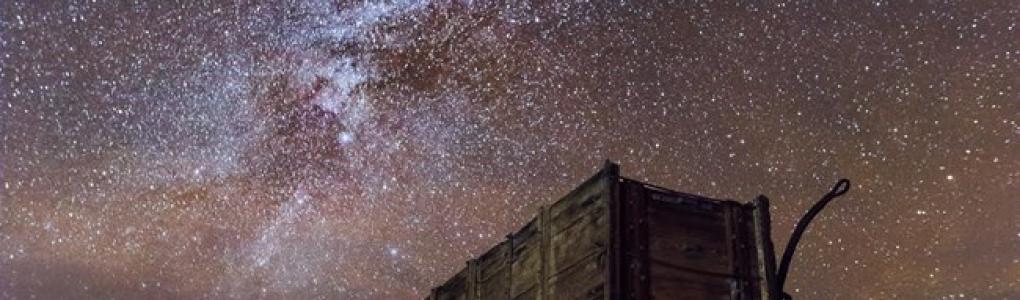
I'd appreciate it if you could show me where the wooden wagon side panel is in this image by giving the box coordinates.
[509,218,542,300]
[475,241,511,300]
[432,266,472,300]
[426,162,775,300]
[544,168,613,300]
[637,187,767,300]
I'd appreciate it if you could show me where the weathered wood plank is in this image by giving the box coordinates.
[511,220,541,298]
[647,198,731,275]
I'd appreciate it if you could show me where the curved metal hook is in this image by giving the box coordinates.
[829,179,851,196]
[774,179,852,300]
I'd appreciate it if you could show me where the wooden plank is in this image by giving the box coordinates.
[475,241,510,299]
[608,167,624,300]
[646,198,731,276]
[544,163,612,300]
[731,203,761,299]
[753,197,779,300]
[615,179,652,299]
[547,250,607,300]
[539,207,549,300]
[511,286,539,300]
[548,200,608,275]
[434,267,470,300]
[476,241,509,282]
[648,262,733,300]
[510,220,541,298]
[549,191,605,234]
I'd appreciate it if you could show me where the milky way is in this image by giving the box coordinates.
[2,1,1018,299]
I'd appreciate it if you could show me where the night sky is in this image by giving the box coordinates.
[1,1,1018,299]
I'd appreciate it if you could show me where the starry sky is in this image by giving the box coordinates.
[1,1,1018,299]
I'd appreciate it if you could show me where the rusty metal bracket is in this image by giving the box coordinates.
[774,179,851,300]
